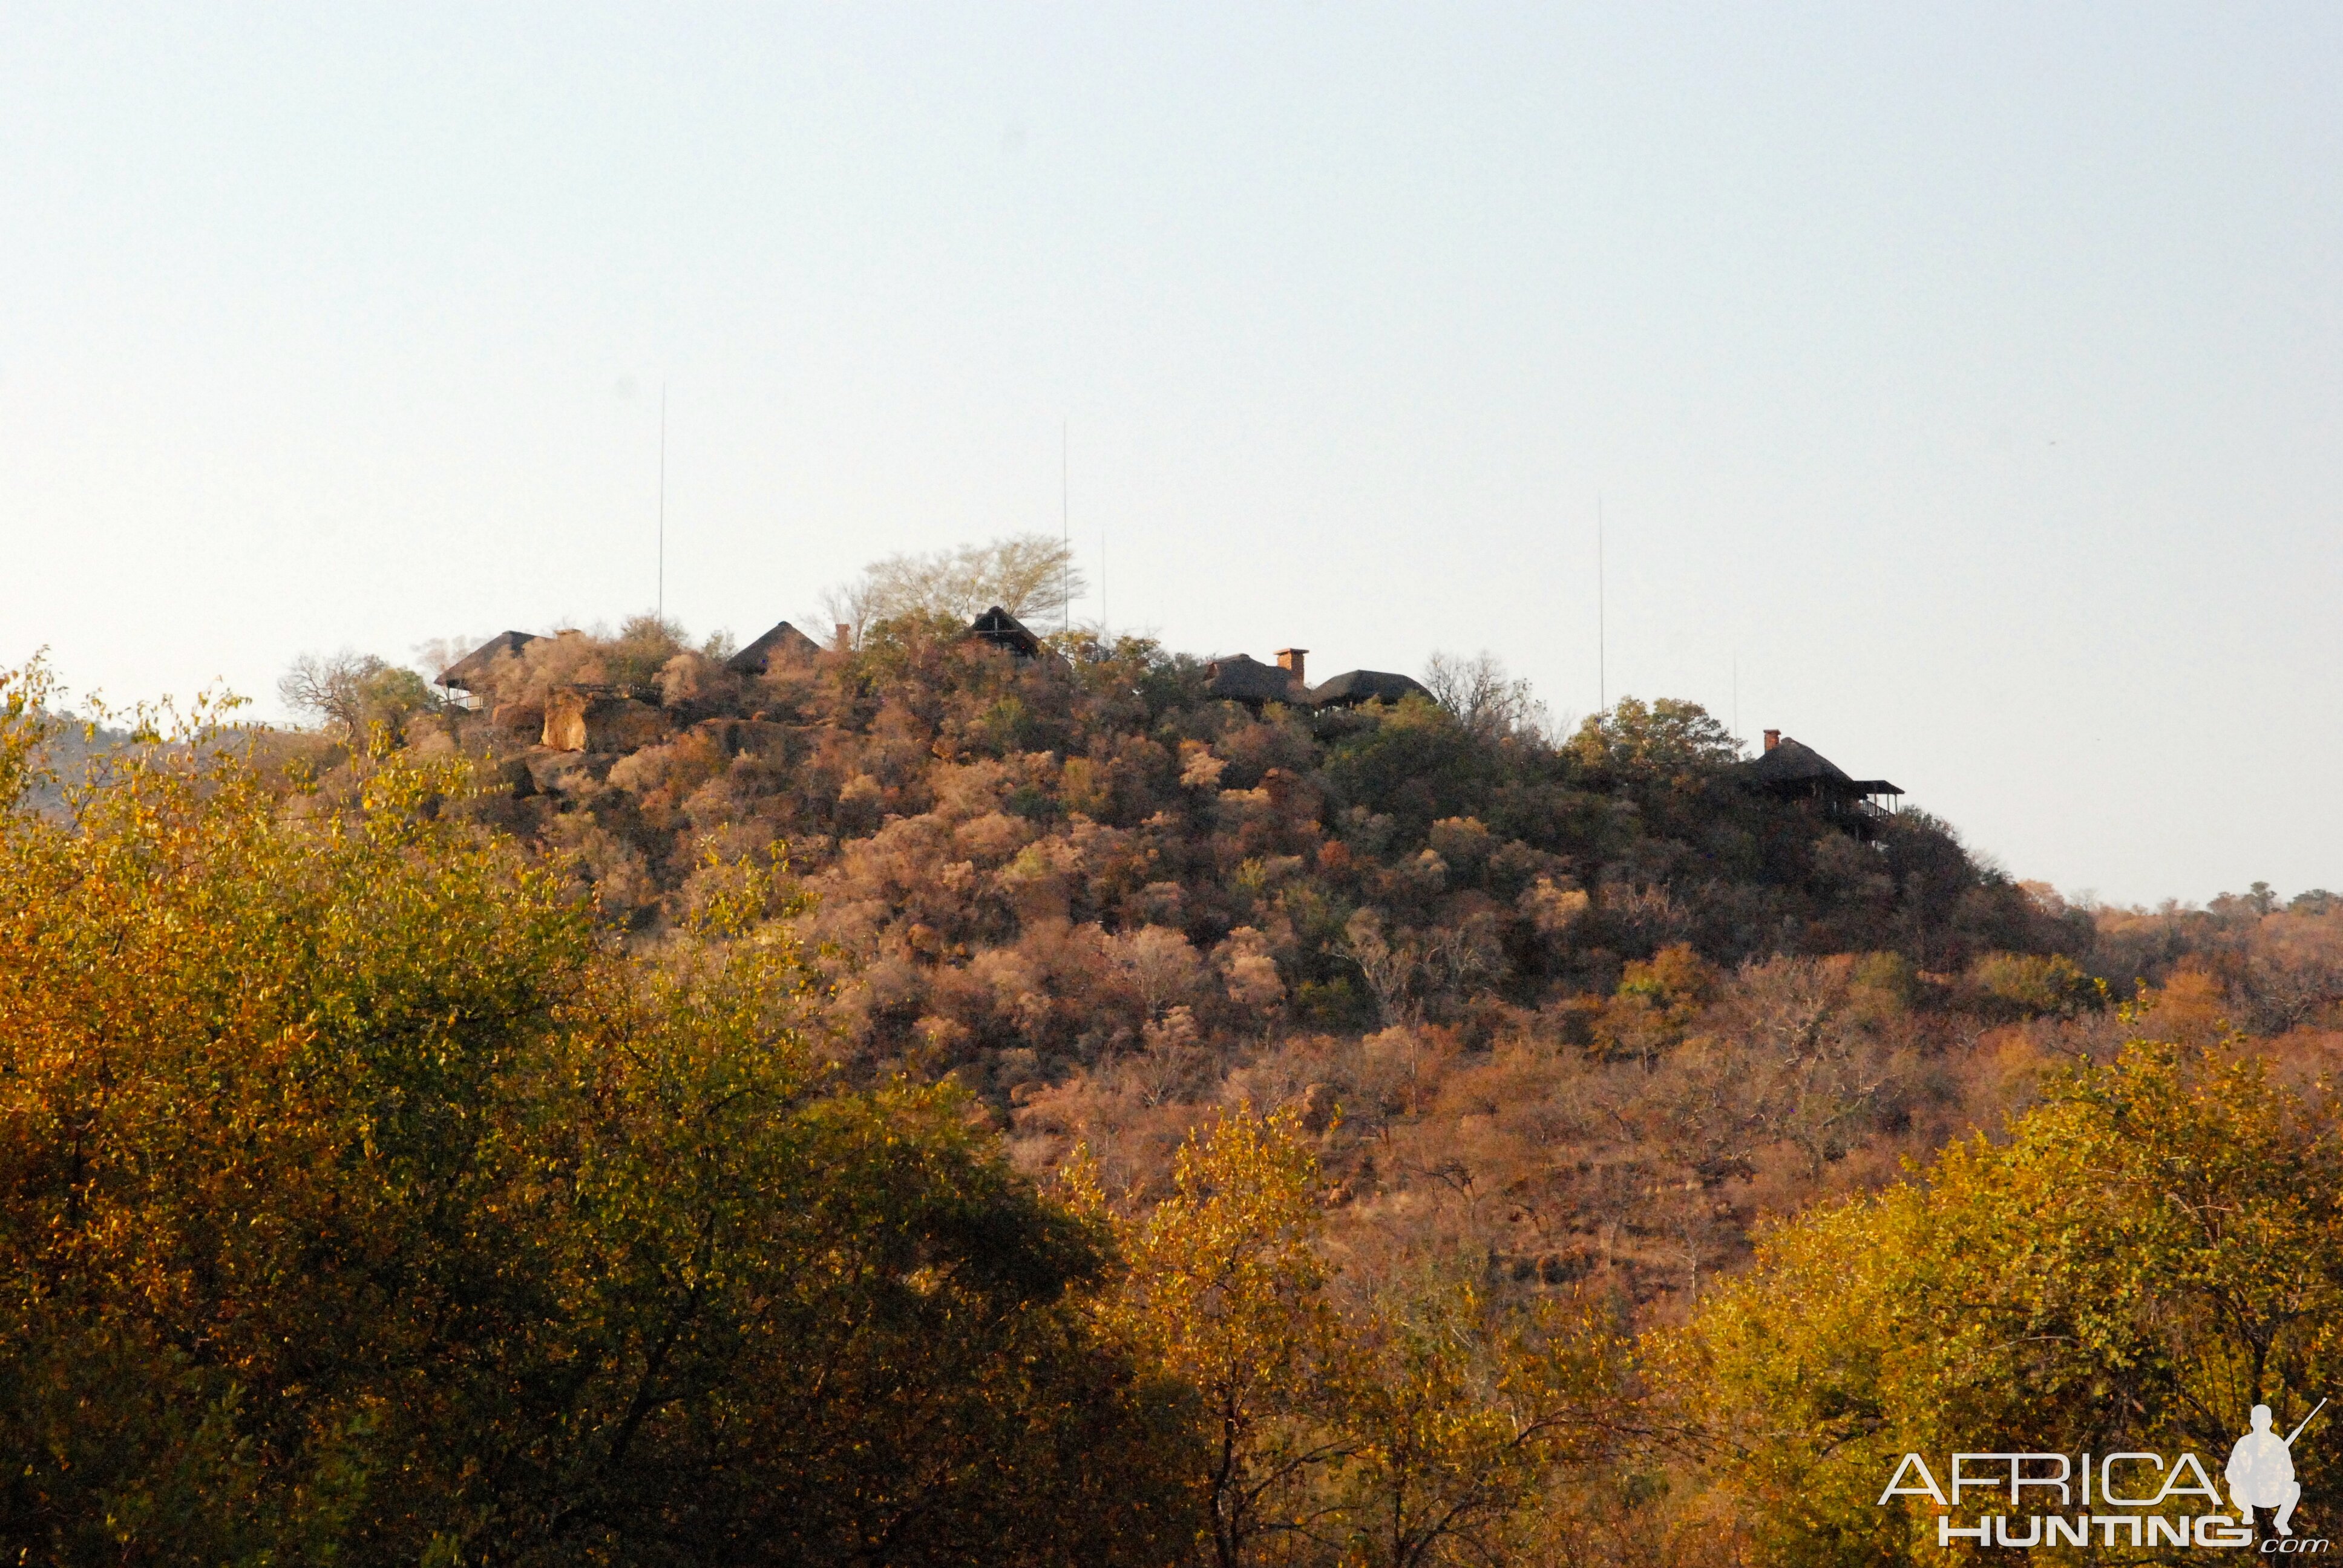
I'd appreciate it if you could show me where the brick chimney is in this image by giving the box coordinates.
[1763,729,1781,753]
[834,622,852,653]
[1276,648,1308,688]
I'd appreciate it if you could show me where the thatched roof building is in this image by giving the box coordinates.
[726,620,824,676]
[1742,731,1903,834]
[1204,653,1306,707]
[1308,669,1429,709]
[970,606,1046,660]
[437,630,540,694]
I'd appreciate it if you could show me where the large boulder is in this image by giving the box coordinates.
[543,689,669,754]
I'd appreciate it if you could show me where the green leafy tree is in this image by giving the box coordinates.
[1566,696,1740,776]
[1320,696,1505,837]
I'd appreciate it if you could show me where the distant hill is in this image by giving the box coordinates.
[258,615,2343,1318]
[19,711,137,818]
[319,616,2105,1301]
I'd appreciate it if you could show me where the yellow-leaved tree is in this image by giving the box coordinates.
[1086,1105,1631,1568]
[1090,1106,1352,1568]
[0,658,1191,1567]
[1332,1276,1629,1568]
[1668,1030,2343,1566]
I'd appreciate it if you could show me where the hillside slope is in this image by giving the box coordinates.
[258,615,2343,1312]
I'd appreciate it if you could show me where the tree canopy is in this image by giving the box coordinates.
[0,661,1190,1566]
[823,532,1087,638]
[1670,1031,2343,1564]
[18,609,2343,1567]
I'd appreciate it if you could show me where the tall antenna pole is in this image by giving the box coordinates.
[1061,419,1070,636]
[1597,495,1607,716]
[1732,654,1739,745]
[658,382,667,622]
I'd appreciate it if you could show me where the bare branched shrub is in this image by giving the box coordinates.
[278,650,438,740]
[822,532,1086,642]
[1422,650,1553,742]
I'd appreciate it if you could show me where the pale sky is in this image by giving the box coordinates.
[4,5,2338,906]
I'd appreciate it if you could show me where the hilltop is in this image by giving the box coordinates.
[269,608,2145,1308]
[156,609,2343,1313]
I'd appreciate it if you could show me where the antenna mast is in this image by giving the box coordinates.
[1062,420,1070,636]
[1597,495,1607,716]
[658,382,667,622]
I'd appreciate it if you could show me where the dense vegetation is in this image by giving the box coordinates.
[8,616,2343,1564]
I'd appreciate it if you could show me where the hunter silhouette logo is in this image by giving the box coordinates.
[2231,1401,2324,1537]
[1878,1401,2331,1552]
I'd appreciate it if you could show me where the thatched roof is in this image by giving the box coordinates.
[1741,737,1849,786]
[970,606,1044,659]
[1205,654,1305,706]
[1308,669,1429,709]
[726,619,823,676]
[1742,737,1901,798]
[438,630,541,691]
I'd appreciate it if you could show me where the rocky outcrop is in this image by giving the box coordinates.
[542,689,669,754]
